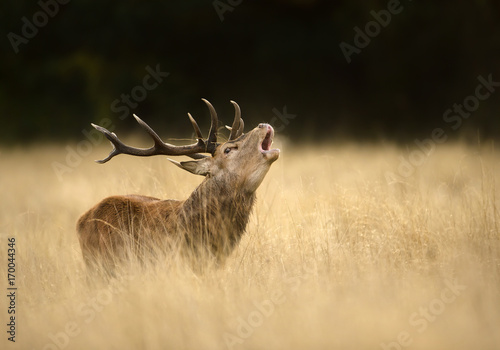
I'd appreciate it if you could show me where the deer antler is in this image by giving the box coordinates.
[228,100,244,141]
[92,98,220,164]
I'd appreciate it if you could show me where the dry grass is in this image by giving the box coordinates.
[1,139,500,350]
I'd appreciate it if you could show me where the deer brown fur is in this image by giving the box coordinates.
[77,99,279,273]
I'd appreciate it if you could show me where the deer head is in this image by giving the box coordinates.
[92,99,280,193]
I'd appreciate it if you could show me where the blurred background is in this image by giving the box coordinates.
[2,0,500,144]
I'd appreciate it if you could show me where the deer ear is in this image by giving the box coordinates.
[167,158,211,176]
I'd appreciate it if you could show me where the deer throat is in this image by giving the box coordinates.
[179,178,256,254]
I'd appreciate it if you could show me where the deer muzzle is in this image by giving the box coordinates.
[258,124,280,161]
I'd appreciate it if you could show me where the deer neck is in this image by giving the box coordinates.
[180,175,256,253]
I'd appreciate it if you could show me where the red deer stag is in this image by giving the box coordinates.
[77,99,279,273]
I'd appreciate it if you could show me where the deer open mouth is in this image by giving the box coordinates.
[259,124,274,151]
[259,124,279,161]
[261,130,273,151]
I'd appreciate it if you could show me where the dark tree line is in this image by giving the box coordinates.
[1,0,500,144]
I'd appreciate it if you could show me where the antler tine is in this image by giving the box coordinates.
[201,98,219,154]
[187,113,204,140]
[228,100,241,140]
[237,117,244,137]
[91,124,122,163]
[91,122,168,164]
[133,114,166,146]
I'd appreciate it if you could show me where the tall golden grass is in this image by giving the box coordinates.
[1,139,499,350]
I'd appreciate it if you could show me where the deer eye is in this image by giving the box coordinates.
[224,146,237,154]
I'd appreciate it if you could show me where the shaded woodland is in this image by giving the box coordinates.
[2,0,500,143]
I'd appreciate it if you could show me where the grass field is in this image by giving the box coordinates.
[1,138,500,350]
